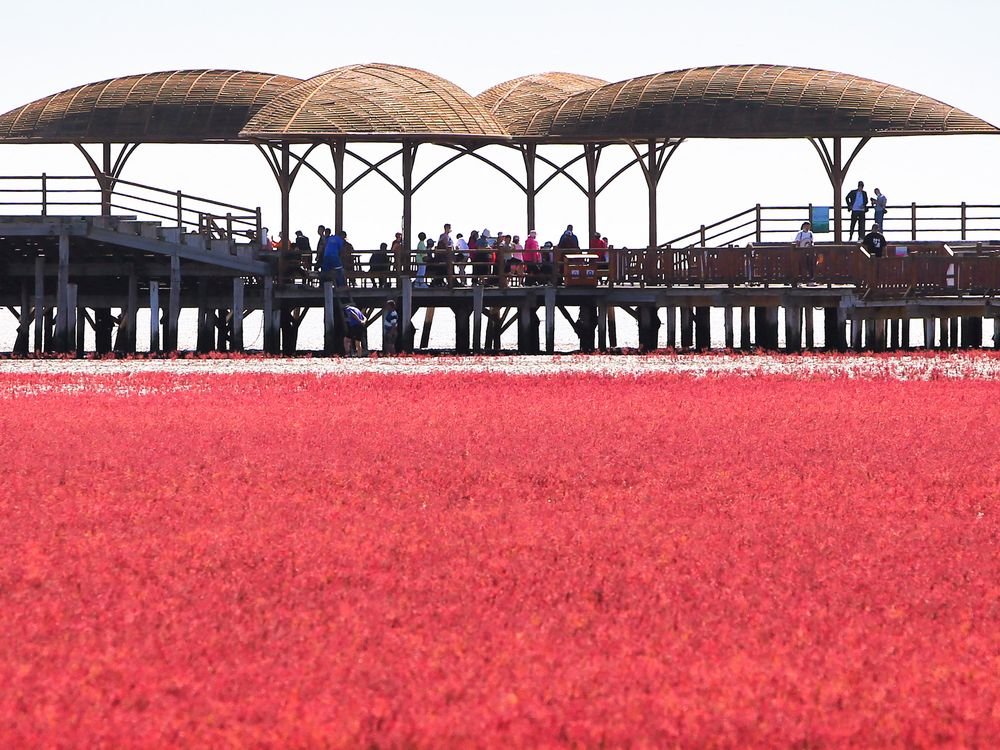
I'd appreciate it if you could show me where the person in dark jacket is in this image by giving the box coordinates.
[863,224,887,257]
[845,181,869,241]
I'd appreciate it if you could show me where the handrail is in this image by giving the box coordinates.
[0,174,262,242]
[665,203,1000,249]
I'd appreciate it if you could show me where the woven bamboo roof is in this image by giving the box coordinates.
[241,63,508,141]
[519,65,999,141]
[0,70,303,143]
[476,73,607,135]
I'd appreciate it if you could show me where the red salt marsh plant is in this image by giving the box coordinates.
[1,369,999,747]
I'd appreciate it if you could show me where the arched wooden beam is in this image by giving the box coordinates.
[808,138,834,182]
[344,148,405,195]
[288,142,322,186]
[254,143,282,185]
[284,146,338,195]
[535,150,588,195]
[416,144,528,194]
[110,143,140,180]
[413,146,479,193]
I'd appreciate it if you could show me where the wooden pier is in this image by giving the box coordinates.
[3,209,1000,356]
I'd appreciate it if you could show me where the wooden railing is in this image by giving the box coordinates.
[283,243,1000,297]
[0,174,262,242]
[664,203,1000,248]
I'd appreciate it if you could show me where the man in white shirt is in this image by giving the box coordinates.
[845,181,869,241]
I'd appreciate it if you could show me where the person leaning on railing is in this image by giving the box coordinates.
[792,221,814,248]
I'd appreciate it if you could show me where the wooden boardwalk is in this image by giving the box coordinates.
[2,215,1000,355]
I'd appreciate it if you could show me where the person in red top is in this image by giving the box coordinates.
[590,231,609,266]
[523,230,542,284]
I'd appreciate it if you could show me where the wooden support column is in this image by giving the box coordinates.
[901,319,911,350]
[401,141,416,253]
[101,142,113,217]
[94,309,113,354]
[740,306,751,350]
[196,279,211,354]
[753,306,767,350]
[832,138,844,243]
[607,307,618,349]
[851,318,863,351]
[723,306,734,349]
[680,307,693,349]
[523,144,537,233]
[785,305,802,352]
[695,306,711,351]
[33,256,44,353]
[126,270,138,353]
[56,233,69,353]
[263,276,278,354]
[400,277,413,353]
[765,307,780,351]
[419,308,435,350]
[66,284,78,355]
[149,281,160,353]
[578,305,597,353]
[597,301,608,352]
[585,145,600,245]
[279,143,291,285]
[455,303,471,355]
[232,278,245,353]
[14,282,31,355]
[167,254,180,352]
[804,307,815,350]
[665,306,677,349]
[544,286,555,354]
[647,139,658,249]
[949,317,959,350]
[938,317,949,349]
[332,139,346,235]
[323,282,336,355]
[473,284,484,353]
[924,318,936,349]
[216,308,228,352]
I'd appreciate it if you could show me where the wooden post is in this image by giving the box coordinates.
[126,270,138,353]
[167,254,180,351]
[924,318,936,349]
[647,138,658,249]
[901,318,910,350]
[33,256,44,353]
[66,283,78,355]
[14,282,30,355]
[56,233,69,353]
[597,301,608,352]
[665,305,677,348]
[473,284,484,353]
[578,305,597,352]
[149,281,160,353]
[694,307,711,351]
[419,308,435,350]
[832,138,844,243]
[196,279,210,353]
[544,287,555,354]
[949,317,959,350]
[786,305,802,352]
[524,144,537,235]
[323,282,336,355]
[585,145,600,245]
[723,306,734,349]
[401,277,413,353]
[911,202,918,241]
[401,141,415,253]
[765,307,779,351]
[263,275,277,354]
[232,278,244,353]
[455,304,471,355]
[680,307,693,349]
[607,307,618,349]
[804,307,815,350]
[332,139,346,235]
[851,317,862,351]
[740,306,751,350]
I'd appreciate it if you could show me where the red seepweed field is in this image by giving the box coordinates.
[2,355,1000,747]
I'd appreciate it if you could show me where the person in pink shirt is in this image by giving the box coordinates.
[523,230,542,282]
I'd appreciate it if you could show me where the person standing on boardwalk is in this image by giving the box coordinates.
[315,225,328,270]
[846,181,869,241]
[793,221,814,248]
[343,304,367,356]
[415,231,428,288]
[383,299,399,354]
[558,224,580,250]
[872,188,888,231]
[322,229,346,286]
[863,224,887,257]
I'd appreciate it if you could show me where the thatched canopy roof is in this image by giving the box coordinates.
[0,70,302,143]
[517,65,999,141]
[241,63,508,142]
[476,72,607,136]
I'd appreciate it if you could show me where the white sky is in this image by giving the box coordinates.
[1,0,998,249]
